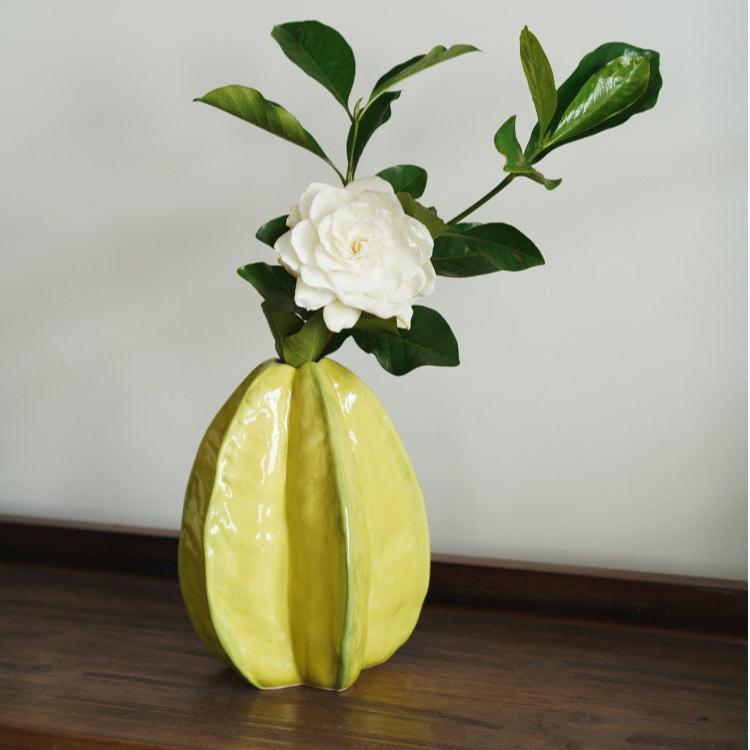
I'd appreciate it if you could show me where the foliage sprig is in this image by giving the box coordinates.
[196,21,662,375]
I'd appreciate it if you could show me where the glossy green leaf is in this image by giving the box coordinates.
[271,21,355,110]
[494,116,561,190]
[432,223,544,277]
[346,91,401,176]
[256,215,289,247]
[370,44,479,102]
[196,85,342,179]
[519,26,556,137]
[397,193,447,239]
[353,305,459,375]
[547,53,650,146]
[261,301,303,360]
[525,42,662,162]
[237,262,301,313]
[376,165,428,199]
[282,309,330,367]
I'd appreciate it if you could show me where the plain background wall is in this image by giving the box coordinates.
[1,0,746,579]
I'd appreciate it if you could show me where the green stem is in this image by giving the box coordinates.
[345,116,360,184]
[447,174,515,224]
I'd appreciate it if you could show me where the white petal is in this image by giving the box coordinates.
[367,258,404,292]
[327,270,370,294]
[402,216,434,262]
[396,306,413,329]
[290,220,318,264]
[299,263,332,290]
[294,279,335,311]
[316,215,349,264]
[323,300,361,332]
[308,187,351,224]
[345,176,394,198]
[274,231,300,273]
[287,204,302,228]
[420,262,437,296]
[402,266,427,296]
[352,191,403,214]
[314,244,349,273]
[298,182,333,220]
[340,293,397,320]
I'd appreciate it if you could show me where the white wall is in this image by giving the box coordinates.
[1,0,746,579]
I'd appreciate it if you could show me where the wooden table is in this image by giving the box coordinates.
[0,557,746,749]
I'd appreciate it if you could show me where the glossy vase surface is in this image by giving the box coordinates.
[178,358,430,690]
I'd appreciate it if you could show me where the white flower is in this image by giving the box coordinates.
[274,176,436,333]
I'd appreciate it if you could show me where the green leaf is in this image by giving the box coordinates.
[494,116,561,190]
[370,44,479,102]
[262,301,303,360]
[519,26,557,137]
[196,85,342,179]
[525,42,662,162]
[352,305,459,376]
[271,21,355,110]
[505,164,561,190]
[282,310,330,367]
[494,115,524,163]
[346,91,400,176]
[376,165,428,198]
[397,193,447,239]
[432,223,545,277]
[547,53,650,146]
[256,215,289,247]
[354,313,399,335]
[321,330,350,358]
[237,262,301,313]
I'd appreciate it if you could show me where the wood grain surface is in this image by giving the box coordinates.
[0,560,746,750]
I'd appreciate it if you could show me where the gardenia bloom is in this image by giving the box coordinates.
[274,176,436,333]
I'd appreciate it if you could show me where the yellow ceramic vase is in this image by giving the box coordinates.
[178,358,430,690]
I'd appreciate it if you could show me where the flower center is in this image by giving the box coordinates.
[351,239,366,256]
